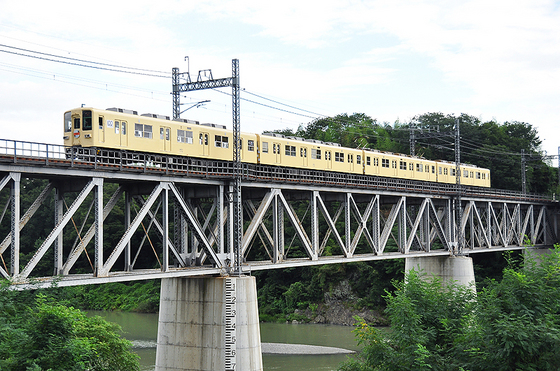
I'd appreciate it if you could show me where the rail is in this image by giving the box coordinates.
[0,138,554,203]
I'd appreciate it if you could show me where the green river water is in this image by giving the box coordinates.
[88,311,361,371]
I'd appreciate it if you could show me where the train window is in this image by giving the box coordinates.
[392,160,397,169]
[135,124,152,138]
[160,128,164,140]
[285,145,296,156]
[335,152,344,162]
[99,117,103,130]
[64,112,72,132]
[451,168,456,176]
[432,166,435,174]
[311,148,321,160]
[470,171,474,178]
[144,125,153,138]
[215,135,229,148]
[348,154,353,163]
[374,158,379,166]
[476,172,481,179]
[178,130,193,143]
[482,173,486,179]
[409,163,413,171]
[248,140,255,151]
[399,160,406,170]
[382,159,389,168]
[366,156,371,166]
[416,163,423,172]
[272,144,277,154]
[262,142,269,153]
[444,168,448,175]
[74,117,80,129]
[463,170,469,178]
[439,167,442,174]
[115,121,120,134]
[357,155,361,164]
[166,128,170,141]
[82,110,92,130]
[122,122,126,135]
[326,151,331,160]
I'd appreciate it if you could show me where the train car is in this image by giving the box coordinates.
[363,150,438,182]
[257,133,363,175]
[63,107,258,163]
[434,161,491,187]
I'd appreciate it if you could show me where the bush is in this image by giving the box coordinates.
[340,247,560,371]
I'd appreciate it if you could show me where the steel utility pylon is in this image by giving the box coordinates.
[171,59,242,274]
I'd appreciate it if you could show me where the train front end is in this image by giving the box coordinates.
[63,108,98,148]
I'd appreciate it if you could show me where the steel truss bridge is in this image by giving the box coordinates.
[0,139,558,288]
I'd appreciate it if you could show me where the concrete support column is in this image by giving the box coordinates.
[156,275,262,371]
[405,255,476,288]
[524,248,554,265]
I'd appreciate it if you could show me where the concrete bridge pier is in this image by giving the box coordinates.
[524,247,556,265]
[155,275,263,371]
[405,256,476,288]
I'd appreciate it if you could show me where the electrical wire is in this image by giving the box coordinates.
[243,90,326,117]
[0,47,169,78]
[0,43,170,74]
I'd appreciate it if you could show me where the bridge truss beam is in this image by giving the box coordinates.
[0,167,557,288]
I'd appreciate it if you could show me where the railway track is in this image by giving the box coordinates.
[0,138,554,203]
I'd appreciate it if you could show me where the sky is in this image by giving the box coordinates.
[1,0,559,166]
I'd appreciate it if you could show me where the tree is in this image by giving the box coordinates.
[0,288,140,371]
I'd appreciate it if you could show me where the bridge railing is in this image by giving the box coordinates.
[0,139,67,163]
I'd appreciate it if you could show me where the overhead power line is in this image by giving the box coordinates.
[243,90,325,117]
[0,44,169,78]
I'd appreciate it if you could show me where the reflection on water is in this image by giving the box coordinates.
[88,311,359,371]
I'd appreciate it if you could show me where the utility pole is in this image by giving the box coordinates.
[410,121,416,156]
[521,149,527,194]
[171,59,242,275]
[454,119,462,254]
[172,68,182,120]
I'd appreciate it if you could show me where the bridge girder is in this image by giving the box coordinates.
[0,164,557,288]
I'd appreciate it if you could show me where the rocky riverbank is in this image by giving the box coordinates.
[289,280,387,326]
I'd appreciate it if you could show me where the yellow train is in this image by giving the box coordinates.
[63,107,491,187]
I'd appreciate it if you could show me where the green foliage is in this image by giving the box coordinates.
[0,287,139,371]
[255,261,403,322]
[21,280,162,313]
[340,247,560,371]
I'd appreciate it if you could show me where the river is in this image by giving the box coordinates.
[88,311,361,371]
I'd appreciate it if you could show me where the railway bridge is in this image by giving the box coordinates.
[1,139,558,371]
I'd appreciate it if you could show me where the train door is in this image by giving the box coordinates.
[200,132,209,156]
[98,115,105,143]
[120,121,128,147]
[160,126,171,151]
[273,142,281,163]
[301,147,308,167]
[348,154,354,172]
[72,112,81,146]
